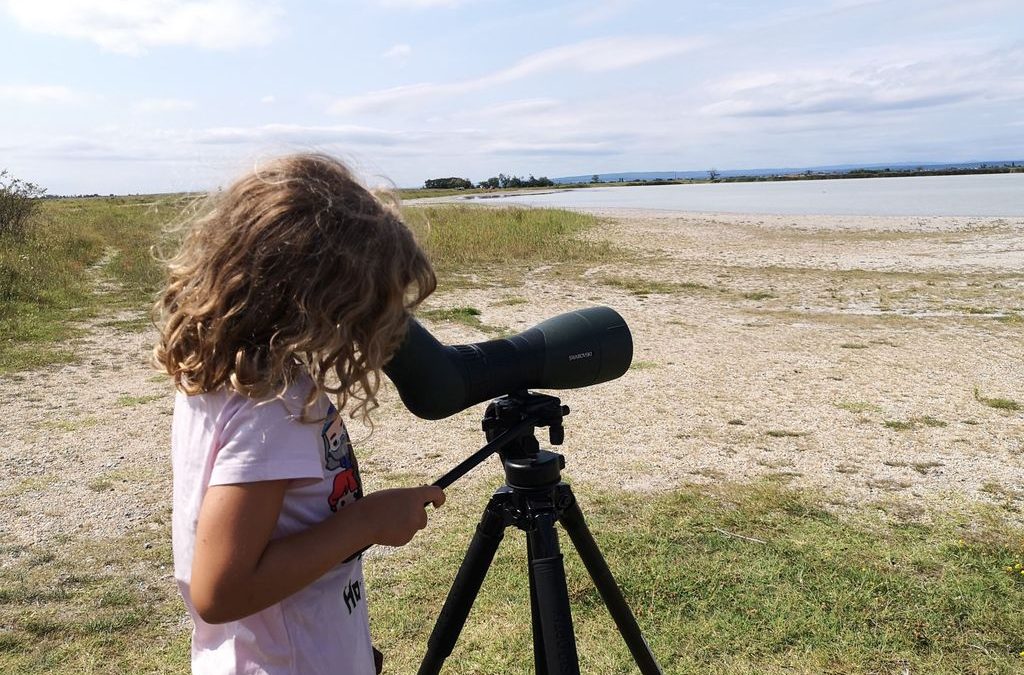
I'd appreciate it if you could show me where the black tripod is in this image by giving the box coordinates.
[419,392,663,675]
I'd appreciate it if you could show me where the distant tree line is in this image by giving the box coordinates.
[423,174,556,190]
[424,177,474,189]
[716,164,1024,183]
[476,173,554,189]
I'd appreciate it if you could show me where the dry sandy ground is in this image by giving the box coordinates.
[1,210,1023,552]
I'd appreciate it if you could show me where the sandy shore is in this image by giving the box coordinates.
[1,209,1022,549]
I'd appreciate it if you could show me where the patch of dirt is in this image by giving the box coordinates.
[0,252,172,546]
[364,211,1024,518]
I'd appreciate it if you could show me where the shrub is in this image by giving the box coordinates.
[0,170,46,237]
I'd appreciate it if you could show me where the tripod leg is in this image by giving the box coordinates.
[559,496,664,675]
[527,512,580,675]
[418,494,509,675]
[526,535,548,675]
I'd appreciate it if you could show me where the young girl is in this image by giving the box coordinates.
[154,153,445,674]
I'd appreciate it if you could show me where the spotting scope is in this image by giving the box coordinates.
[383,306,632,420]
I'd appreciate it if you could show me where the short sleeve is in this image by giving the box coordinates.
[209,397,324,487]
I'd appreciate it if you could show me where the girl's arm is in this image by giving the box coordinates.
[190,480,445,624]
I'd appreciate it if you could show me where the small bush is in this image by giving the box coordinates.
[0,170,46,237]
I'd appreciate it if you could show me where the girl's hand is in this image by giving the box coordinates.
[189,482,444,623]
[363,486,445,547]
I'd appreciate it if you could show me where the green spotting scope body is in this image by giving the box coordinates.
[383,306,633,420]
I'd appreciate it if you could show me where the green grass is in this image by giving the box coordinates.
[403,205,614,280]
[994,313,1023,324]
[2,199,611,373]
[884,460,945,475]
[421,306,479,320]
[86,477,114,492]
[981,481,1024,504]
[492,295,528,307]
[765,430,807,438]
[397,187,490,200]
[115,393,165,407]
[3,480,1022,673]
[0,195,184,373]
[99,315,154,333]
[366,481,1024,674]
[601,276,710,296]
[973,388,1021,411]
[419,306,509,335]
[0,527,189,673]
[37,415,101,432]
[883,416,948,431]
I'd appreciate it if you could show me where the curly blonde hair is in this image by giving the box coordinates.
[154,153,435,422]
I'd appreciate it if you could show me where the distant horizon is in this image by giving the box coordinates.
[549,158,1024,185]
[41,157,1024,197]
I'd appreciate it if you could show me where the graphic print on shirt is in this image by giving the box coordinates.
[342,579,362,615]
[321,404,363,512]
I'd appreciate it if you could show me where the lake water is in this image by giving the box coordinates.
[467,173,1024,217]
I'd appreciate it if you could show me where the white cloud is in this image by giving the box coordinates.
[481,140,620,156]
[474,99,562,118]
[0,84,84,104]
[382,43,412,61]
[132,97,196,113]
[331,35,703,114]
[193,123,415,147]
[702,45,1024,118]
[4,0,284,55]
[261,95,276,104]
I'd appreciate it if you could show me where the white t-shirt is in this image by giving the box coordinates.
[171,378,375,674]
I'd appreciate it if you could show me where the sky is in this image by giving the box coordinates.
[0,0,1022,194]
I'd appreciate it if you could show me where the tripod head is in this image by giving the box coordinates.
[483,392,570,491]
[483,391,568,460]
[431,391,570,491]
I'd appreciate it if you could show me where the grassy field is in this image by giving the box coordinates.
[369,480,1024,674]
[2,196,1023,673]
[398,187,491,200]
[0,195,187,373]
[0,199,609,370]
[3,479,1021,673]
[402,204,616,289]
[0,519,189,672]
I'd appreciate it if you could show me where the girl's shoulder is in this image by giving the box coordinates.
[172,375,329,488]
[175,374,328,430]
